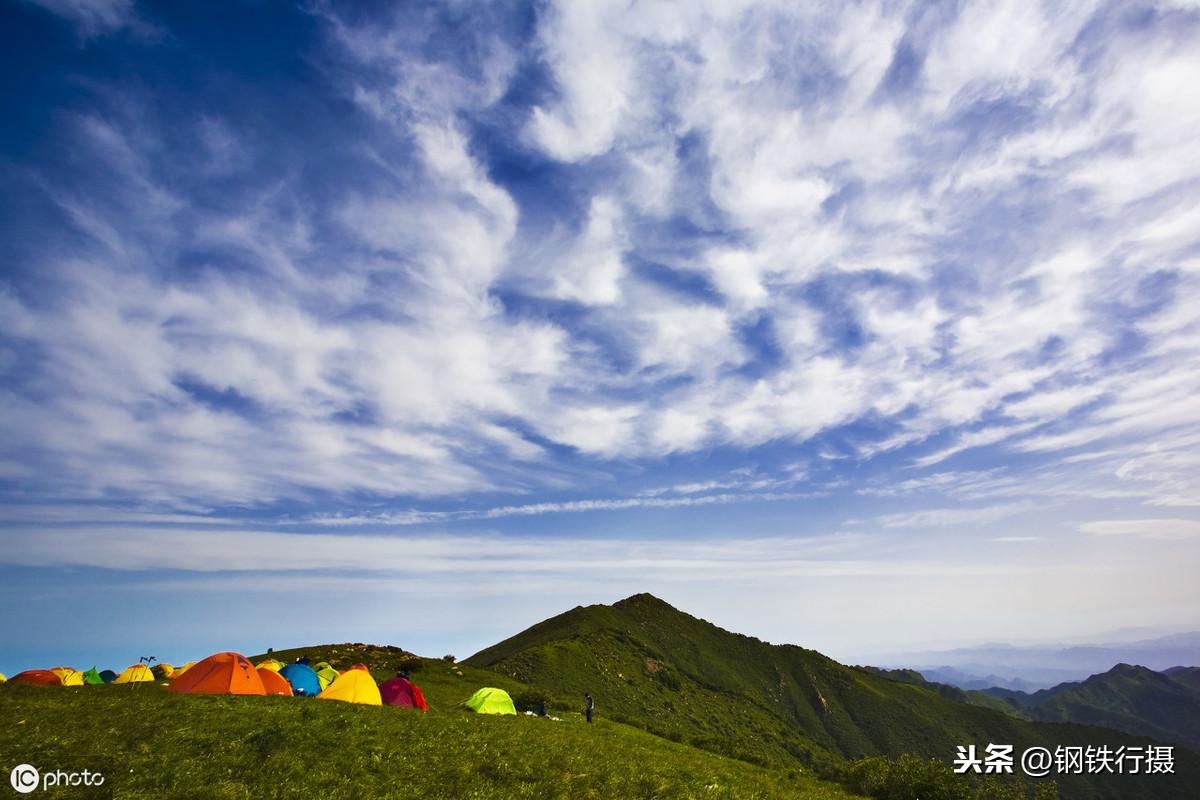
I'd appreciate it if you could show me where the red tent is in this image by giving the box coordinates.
[9,669,63,687]
[379,675,428,710]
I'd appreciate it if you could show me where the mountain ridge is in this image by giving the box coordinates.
[466,592,1200,800]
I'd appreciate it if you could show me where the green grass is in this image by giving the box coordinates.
[0,683,862,800]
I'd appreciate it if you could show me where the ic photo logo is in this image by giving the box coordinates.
[8,763,107,795]
[9,765,38,794]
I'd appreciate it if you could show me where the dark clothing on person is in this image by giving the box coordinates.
[585,694,594,723]
[539,699,547,717]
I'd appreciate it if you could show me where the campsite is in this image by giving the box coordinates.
[0,641,860,800]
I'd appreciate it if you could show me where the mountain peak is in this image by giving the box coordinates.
[613,592,675,610]
[1106,662,1153,677]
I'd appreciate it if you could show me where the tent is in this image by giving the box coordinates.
[314,662,340,691]
[167,652,265,696]
[50,667,84,686]
[256,658,283,672]
[279,663,321,697]
[10,670,63,687]
[257,667,293,696]
[113,665,155,684]
[0,672,5,683]
[379,675,428,710]
[151,663,175,679]
[99,670,118,683]
[318,665,381,706]
[82,667,104,686]
[175,661,197,676]
[464,687,516,715]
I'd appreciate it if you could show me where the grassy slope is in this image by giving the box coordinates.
[0,680,861,800]
[465,594,1200,800]
[860,667,1032,720]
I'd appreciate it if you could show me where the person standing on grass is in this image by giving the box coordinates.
[585,692,594,723]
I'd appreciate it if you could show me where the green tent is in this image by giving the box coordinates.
[82,667,104,686]
[314,663,340,691]
[464,687,516,715]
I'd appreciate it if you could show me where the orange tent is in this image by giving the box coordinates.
[10,669,63,687]
[257,667,294,696]
[167,652,265,696]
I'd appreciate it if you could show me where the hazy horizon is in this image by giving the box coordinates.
[2,1,1198,678]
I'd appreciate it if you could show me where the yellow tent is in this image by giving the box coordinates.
[152,663,175,679]
[0,672,7,683]
[256,658,283,672]
[317,666,380,706]
[175,661,198,676]
[50,667,84,687]
[113,664,155,684]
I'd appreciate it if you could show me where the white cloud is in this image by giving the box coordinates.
[2,0,1199,520]
[25,0,139,36]
[1078,519,1200,540]
[877,501,1038,529]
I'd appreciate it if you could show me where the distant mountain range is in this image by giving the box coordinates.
[983,664,1200,749]
[864,662,1200,749]
[465,593,1199,799]
[872,631,1200,690]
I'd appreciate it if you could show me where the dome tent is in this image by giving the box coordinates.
[168,652,265,695]
[99,669,118,683]
[10,670,63,687]
[152,663,175,679]
[464,687,516,715]
[279,663,321,697]
[0,672,5,683]
[379,675,428,710]
[313,662,339,691]
[82,667,105,685]
[50,667,84,686]
[113,664,155,684]
[257,667,293,696]
[256,658,283,672]
[317,664,381,706]
[174,661,197,676]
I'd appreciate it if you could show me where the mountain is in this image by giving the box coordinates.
[467,593,1200,799]
[1163,665,1200,693]
[873,632,1200,690]
[982,664,1200,748]
[916,666,1046,693]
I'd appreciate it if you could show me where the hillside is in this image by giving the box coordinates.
[859,666,1032,720]
[466,593,1200,799]
[983,664,1200,748]
[0,680,859,800]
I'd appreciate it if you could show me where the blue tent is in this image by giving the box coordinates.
[279,663,321,696]
[99,669,118,683]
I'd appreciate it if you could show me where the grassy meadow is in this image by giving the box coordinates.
[0,650,861,800]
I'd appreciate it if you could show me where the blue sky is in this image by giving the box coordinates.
[2,0,1199,677]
